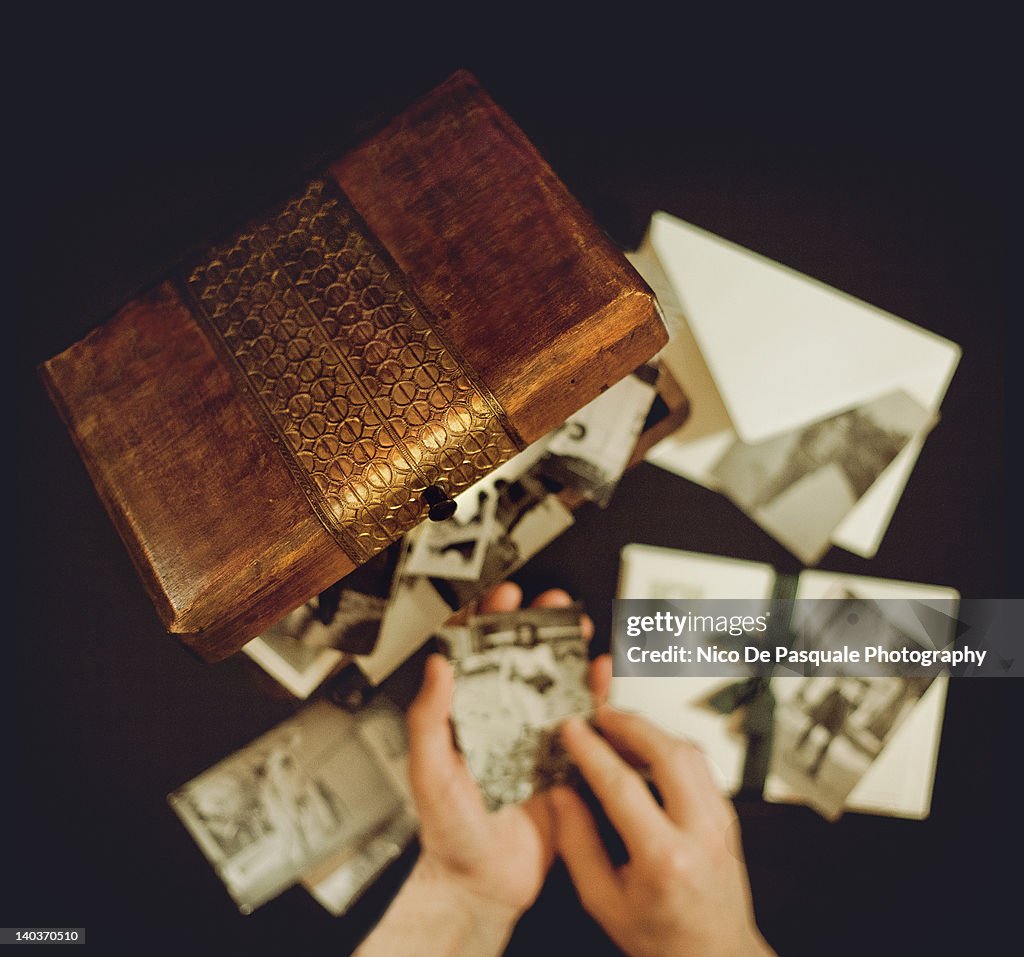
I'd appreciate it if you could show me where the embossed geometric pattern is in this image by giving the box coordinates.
[185,179,521,564]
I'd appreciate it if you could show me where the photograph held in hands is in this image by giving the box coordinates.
[438,606,592,810]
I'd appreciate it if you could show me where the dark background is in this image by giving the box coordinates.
[15,23,1012,956]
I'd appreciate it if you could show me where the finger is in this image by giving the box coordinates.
[550,786,622,917]
[517,791,557,871]
[478,581,522,613]
[588,653,612,706]
[406,655,484,820]
[531,588,573,608]
[594,705,729,827]
[561,716,674,858]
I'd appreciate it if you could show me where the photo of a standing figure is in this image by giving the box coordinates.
[793,678,869,778]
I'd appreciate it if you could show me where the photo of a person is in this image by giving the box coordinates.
[440,607,592,809]
[793,678,869,778]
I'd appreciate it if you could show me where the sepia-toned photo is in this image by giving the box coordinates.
[242,604,346,700]
[536,367,658,507]
[769,671,934,819]
[711,390,932,563]
[168,698,413,913]
[440,607,592,810]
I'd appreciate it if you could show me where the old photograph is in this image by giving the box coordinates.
[536,367,658,507]
[168,699,412,913]
[402,483,498,581]
[769,672,934,819]
[242,590,388,698]
[433,474,574,610]
[242,604,346,700]
[440,607,592,809]
[786,590,940,676]
[353,443,575,687]
[243,544,403,695]
[711,390,932,563]
[301,699,418,916]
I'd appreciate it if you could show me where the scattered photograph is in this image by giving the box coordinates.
[301,698,418,916]
[432,474,574,610]
[317,542,403,654]
[242,605,346,700]
[711,390,933,564]
[535,367,658,507]
[243,546,403,695]
[402,483,498,581]
[301,807,418,916]
[786,590,939,676]
[768,671,935,820]
[169,698,413,913]
[439,607,592,809]
[355,461,575,687]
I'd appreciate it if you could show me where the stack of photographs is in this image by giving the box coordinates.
[631,212,961,564]
[168,697,415,915]
[614,543,954,821]
[438,606,593,809]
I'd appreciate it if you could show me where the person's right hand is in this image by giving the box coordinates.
[551,706,775,957]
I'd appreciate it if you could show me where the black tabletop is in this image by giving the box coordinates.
[15,35,1012,957]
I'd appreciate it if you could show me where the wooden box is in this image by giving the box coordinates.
[41,71,667,662]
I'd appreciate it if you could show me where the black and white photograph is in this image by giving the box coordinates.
[711,390,933,563]
[168,699,411,913]
[242,591,387,697]
[242,604,347,700]
[535,367,658,507]
[301,807,419,917]
[439,607,592,810]
[401,483,499,581]
[244,545,404,695]
[432,474,575,610]
[786,590,946,677]
[352,465,575,686]
[769,672,935,820]
[301,701,418,917]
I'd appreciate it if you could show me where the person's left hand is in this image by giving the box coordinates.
[407,581,603,921]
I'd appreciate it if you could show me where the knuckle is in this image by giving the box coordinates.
[639,840,693,891]
[596,756,635,792]
[667,738,695,768]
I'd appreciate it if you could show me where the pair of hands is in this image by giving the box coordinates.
[359,583,774,957]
